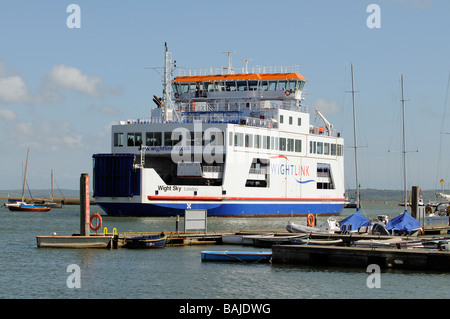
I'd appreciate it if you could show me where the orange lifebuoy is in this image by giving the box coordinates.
[90,213,102,231]
[307,213,315,227]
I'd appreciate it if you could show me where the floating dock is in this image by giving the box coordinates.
[36,235,113,248]
[272,244,450,271]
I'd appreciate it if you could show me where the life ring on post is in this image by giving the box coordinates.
[285,90,291,96]
[307,213,315,227]
[90,213,102,231]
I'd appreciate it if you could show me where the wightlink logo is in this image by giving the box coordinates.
[269,155,314,184]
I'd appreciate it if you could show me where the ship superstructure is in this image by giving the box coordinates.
[92,45,345,216]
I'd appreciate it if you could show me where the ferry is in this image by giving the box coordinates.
[92,44,346,217]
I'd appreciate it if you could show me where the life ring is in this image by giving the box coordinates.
[285,90,291,96]
[174,93,180,98]
[425,206,433,215]
[90,213,102,231]
[307,213,315,227]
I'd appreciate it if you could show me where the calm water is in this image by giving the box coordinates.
[1,203,449,299]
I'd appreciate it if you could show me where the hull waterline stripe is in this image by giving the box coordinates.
[147,195,345,202]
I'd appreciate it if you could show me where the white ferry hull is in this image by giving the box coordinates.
[95,200,344,217]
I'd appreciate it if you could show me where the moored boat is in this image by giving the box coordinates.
[252,234,308,248]
[201,250,272,263]
[125,232,167,248]
[290,237,343,246]
[7,201,51,212]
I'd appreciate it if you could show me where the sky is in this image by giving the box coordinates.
[0,0,449,194]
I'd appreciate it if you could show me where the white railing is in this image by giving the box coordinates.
[177,65,301,76]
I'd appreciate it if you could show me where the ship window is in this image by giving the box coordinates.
[215,81,225,92]
[146,132,162,146]
[289,116,293,125]
[249,81,258,91]
[270,136,274,150]
[269,81,277,91]
[180,84,189,93]
[298,81,305,90]
[295,139,302,152]
[287,138,294,152]
[225,81,237,91]
[234,133,243,146]
[280,115,284,123]
[310,141,316,154]
[279,137,286,151]
[164,132,175,146]
[278,81,287,91]
[261,81,268,91]
[237,81,247,91]
[189,83,196,92]
[288,80,296,92]
[172,83,180,94]
[337,144,343,156]
[127,132,142,147]
[263,136,270,149]
[204,82,214,92]
[245,134,253,147]
[254,135,261,148]
[114,133,123,147]
[331,144,336,156]
[317,142,323,154]
[324,143,330,155]
[298,117,302,126]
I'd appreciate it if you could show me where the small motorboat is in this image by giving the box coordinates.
[290,237,343,246]
[125,232,167,248]
[253,234,308,248]
[201,250,272,263]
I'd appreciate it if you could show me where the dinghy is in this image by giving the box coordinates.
[201,251,272,263]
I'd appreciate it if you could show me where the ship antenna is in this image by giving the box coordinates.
[223,51,235,74]
[241,59,252,74]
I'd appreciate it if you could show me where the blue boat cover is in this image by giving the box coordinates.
[386,212,420,232]
[339,211,371,231]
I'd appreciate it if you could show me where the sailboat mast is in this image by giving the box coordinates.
[351,63,360,210]
[401,74,408,211]
[21,148,29,202]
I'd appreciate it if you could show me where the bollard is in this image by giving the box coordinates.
[80,173,90,236]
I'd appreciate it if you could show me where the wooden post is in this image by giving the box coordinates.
[80,173,90,236]
[411,186,419,218]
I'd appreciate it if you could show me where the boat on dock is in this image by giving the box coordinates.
[92,44,346,217]
[201,250,272,263]
[125,232,167,248]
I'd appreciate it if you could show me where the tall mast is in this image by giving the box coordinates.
[21,148,29,202]
[350,63,360,210]
[401,74,408,211]
[162,42,173,122]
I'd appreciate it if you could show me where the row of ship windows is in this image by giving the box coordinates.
[172,80,306,94]
[230,132,343,156]
[114,131,343,156]
[114,131,224,147]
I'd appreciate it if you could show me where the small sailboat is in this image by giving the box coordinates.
[5,149,51,212]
